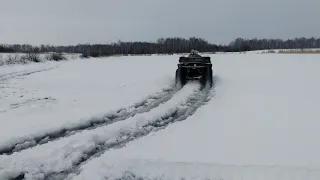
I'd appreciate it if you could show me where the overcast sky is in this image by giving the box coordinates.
[0,0,319,45]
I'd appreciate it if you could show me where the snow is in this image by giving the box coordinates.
[1,53,320,180]
[73,158,320,180]
[0,55,178,152]
[0,52,81,66]
[74,54,320,180]
[0,82,200,179]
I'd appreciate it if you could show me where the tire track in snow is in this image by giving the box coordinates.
[41,84,214,180]
[0,65,59,82]
[0,70,31,80]
[0,85,180,155]
[0,97,57,114]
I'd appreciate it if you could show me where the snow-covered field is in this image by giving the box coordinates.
[0,53,81,66]
[1,53,320,180]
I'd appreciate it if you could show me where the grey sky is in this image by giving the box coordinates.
[1,0,319,46]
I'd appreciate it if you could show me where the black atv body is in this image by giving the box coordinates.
[175,52,213,88]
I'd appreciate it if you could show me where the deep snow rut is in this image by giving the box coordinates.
[0,85,179,155]
[2,82,215,180]
[30,85,213,180]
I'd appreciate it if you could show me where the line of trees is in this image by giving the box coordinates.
[0,45,15,53]
[228,37,320,52]
[1,37,320,56]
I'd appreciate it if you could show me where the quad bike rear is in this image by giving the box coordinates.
[175,51,213,88]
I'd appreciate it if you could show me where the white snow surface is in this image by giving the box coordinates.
[0,52,80,66]
[0,55,177,151]
[0,82,200,179]
[74,54,320,180]
[1,53,320,180]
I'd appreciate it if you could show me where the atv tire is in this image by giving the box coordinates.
[201,67,213,88]
[175,67,186,87]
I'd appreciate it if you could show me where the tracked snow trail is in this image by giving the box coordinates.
[0,64,59,82]
[0,56,179,153]
[0,82,214,180]
[0,62,60,114]
[69,54,320,180]
[0,85,179,155]
[3,53,320,180]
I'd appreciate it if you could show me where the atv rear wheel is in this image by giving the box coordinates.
[207,68,213,88]
[201,67,213,88]
[175,67,186,87]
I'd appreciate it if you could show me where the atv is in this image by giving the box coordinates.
[175,50,213,88]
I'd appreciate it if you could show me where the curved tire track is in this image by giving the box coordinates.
[0,85,180,155]
[0,66,59,82]
[37,85,214,180]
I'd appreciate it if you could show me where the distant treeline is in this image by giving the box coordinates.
[1,37,320,56]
